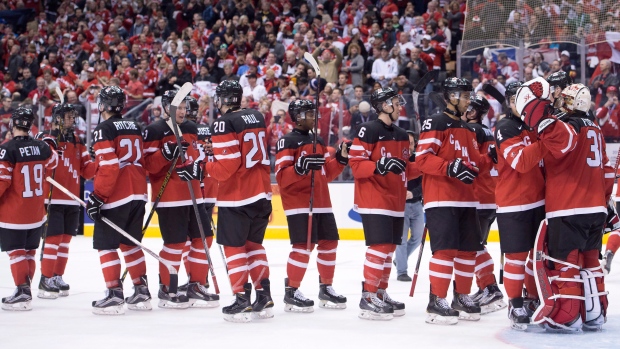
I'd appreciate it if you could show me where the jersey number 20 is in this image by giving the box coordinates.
[244,131,269,168]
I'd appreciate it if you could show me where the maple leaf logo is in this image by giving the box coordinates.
[529,81,544,98]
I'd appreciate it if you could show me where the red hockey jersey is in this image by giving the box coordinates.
[205,108,272,207]
[349,119,421,217]
[196,122,217,204]
[468,122,498,208]
[0,136,57,229]
[276,129,345,215]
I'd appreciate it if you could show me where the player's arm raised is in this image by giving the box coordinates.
[205,118,242,182]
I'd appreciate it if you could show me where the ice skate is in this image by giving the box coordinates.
[583,314,606,332]
[2,284,32,311]
[451,283,481,321]
[283,278,314,313]
[53,275,70,297]
[178,280,189,293]
[358,282,393,321]
[377,288,405,316]
[508,298,530,331]
[318,282,347,310]
[426,293,458,325]
[38,275,60,299]
[477,284,507,314]
[252,279,274,319]
[223,283,252,323]
[92,284,125,315]
[543,314,583,333]
[158,284,190,309]
[603,250,614,275]
[186,282,219,308]
[125,276,152,311]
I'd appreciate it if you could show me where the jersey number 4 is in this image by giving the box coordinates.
[244,131,269,168]
[21,164,44,198]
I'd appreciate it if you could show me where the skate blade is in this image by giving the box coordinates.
[458,312,481,321]
[1,301,32,311]
[37,290,59,299]
[223,312,252,323]
[510,322,529,331]
[543,323,582,334]
[582,324,604,332]
[358,309,393,321]
[189,299,219,308]
[425,313,458,325]
[252,307,274,319]
[392,308,405,317]
[284,304,314,313]
[319,300,346,310]
[158,300,190,309]
[480,299,507,315]
[92,305,125,315]
[59,290,69,297]
[127,301,153,311]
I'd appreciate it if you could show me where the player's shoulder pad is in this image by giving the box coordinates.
[354,119,382,143]
[276,131,305,153]
[143,119,169,141]
[420,113,452,133]
[180,119,198,135]
[97,118,141,140]
[0,141,16,162]
[494,117,525,146]
[222,108,267,132]
[196,123,211,140]
[32,138,53,158]
[567,116,598,134]
[392,124,414,141]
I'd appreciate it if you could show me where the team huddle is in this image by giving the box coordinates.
[0,74,616,331]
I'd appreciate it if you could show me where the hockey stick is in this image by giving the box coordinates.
[409,225,428,297]
[39,168,56,262]
[499,253,504,284]
[532,220,554,324]
[482,83,506,105]
[429,91,447,111]
[304,52,321,252]
[169,82,220,294]
[209,218,233,293]
[120,156,179,282]
[411,70,439,132]
[45,176,179,293]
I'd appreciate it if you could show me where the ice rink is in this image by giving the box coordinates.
[0,237,618,349]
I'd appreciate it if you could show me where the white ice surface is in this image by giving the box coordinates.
[0,238,618,349]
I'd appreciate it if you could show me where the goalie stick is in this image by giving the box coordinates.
[169,82,220,294]
[45,176,179,293]
[531,219,555,324]
[304,52,321,252]
[409,226,428,297]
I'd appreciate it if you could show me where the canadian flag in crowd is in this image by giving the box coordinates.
[606,31,620,64]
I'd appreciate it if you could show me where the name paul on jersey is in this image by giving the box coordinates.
[241,114,260,124]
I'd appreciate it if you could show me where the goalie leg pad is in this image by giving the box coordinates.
[582,250,608,331]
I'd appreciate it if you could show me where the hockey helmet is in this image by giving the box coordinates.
[467,95,490,121]
[185,96,199,121]
[215,80,243,110]
[370,87,406,114]
[546,71,573,92]
[52,103,76,128]
[161,89,178,115]
[98,86,125,114]
[442,77,473,101]
[11,107,35,130]
[288,99,317,123]
[504,81,523,103]
[561,83,591,113]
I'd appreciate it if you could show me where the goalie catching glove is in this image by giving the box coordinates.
[176,159,204,181]
[447,158,478,184]
[295,154,325,175]
[375,156,406,175]
[515,77,556,134]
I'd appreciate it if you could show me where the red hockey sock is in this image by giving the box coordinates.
[474,248,496,289]
[224,245,249,294]
[159,242,184,287]
[246,241,269,288]
[26,249,36,281]
[120,244,146,285]
[40,235,62,278]
[188,237,210,284]
[503,252,528,299]
[53,234,72,276]
[8,249,29,286]
[429,249,458,298]
[524,252,538,299]
[287,243,313,288]
[606,230,620,254]
[378,245,396,290]
[363,244,393,293]
[549,250,583,325]
[317,239,337,284]
[181,238,191,277]
[454,250,476,294]
[98,249,121,288]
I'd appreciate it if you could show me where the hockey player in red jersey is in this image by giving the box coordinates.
[276,99,349,313]
[462,95,506,315]
[0,107,58,311]
[37,104,96,299]
[493,82,547,330]
[517,79,614,332]
[143,90,217,309]
[416,78,494,325]
[205,80,273,322]
[602,203,620,274]
[87,86,150,315]
[349,87,421,321]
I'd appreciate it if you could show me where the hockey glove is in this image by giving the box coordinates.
[606,201,620,233]
[86,193,105,221]
[176,159,204,181]
[35,132,62,156]
[375,156,406,175]
[488,144,498,164]
[89,145,96,160]
[295,154,326,175]
[446,158,478,184]
[162,141,190,161]
[521,99,556,134]
[335,141,352,166]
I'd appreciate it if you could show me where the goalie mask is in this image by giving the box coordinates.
[561,84,591,113]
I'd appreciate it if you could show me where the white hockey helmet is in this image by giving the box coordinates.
[561,83,591,113]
